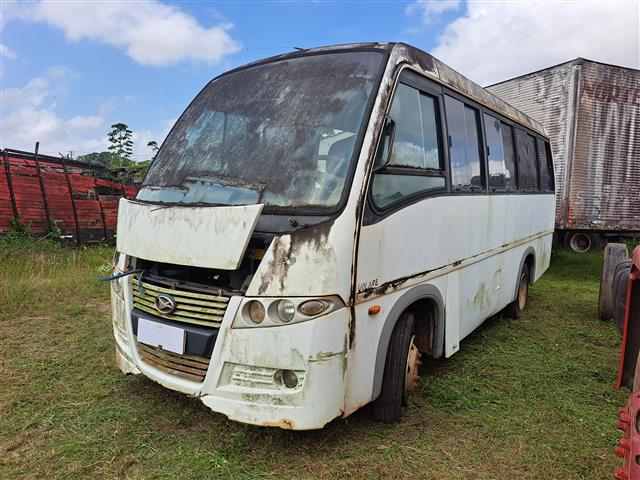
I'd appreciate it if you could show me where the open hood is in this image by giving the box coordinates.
[116,198,263,270]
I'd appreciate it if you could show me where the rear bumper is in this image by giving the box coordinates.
[113,290,350,430]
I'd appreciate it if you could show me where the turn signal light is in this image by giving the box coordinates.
[299,300,327,317]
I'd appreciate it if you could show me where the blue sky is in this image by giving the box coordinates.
[1,0,638,160]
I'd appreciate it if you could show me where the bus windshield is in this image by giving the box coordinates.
[138,51,383,210]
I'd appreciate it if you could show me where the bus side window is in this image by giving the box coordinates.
[484,113,517,192]
[537,138,555,192]
[515,129,539,192]
[444,95,484,191]
[371,83,446,209]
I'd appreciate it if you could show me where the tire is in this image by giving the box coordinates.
[372,311,421,423]
[613,260,632,333]
[564,232,592,253]
[505,264,530,319]
[597,243,629,321]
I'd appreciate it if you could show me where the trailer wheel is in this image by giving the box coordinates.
[565,232,592,253]
[373,310,421,423]
[505,264,530,319]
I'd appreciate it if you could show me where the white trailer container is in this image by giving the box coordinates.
[487,58,640,252]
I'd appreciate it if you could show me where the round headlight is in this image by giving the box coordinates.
[299,299,327,316]
[275,299,295,323]
[246,300,265,324]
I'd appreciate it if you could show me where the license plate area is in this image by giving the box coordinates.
[137,318,185,355]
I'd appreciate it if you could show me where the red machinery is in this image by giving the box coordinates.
[614,246,640,479]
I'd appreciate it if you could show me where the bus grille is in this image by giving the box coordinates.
[138,343,210,382]
[131,277,229,328]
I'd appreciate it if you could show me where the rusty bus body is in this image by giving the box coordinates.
[487,59,640,252]
[110,43,555,429]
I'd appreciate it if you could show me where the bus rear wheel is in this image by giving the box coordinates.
[373,311,422,423]
[506,264,530,319]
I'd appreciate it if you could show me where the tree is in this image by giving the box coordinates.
[107,123,133,165]
[147,140,159,156]
[77,151,112,167]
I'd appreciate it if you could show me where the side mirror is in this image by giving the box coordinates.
[373,115,396,172]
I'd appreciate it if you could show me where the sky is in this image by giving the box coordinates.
[1,0,639,161]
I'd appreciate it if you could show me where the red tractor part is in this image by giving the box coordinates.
[615,394,640,479]
[617,246,640,391]
[615,246,640,479]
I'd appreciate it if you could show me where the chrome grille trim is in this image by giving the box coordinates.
[131,277,229,328]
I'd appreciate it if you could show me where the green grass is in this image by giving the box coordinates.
[0,240,628,479]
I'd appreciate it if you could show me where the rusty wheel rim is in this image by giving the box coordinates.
[405,335,422,395]
[518,274,528,311]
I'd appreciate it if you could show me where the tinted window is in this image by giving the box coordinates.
[445,95,483,190]
[388,83,441,169]
[515,129,539,192]
[484,113,517,192]
[501,124,518,192]
[537,138,555,192]
[371,82,445,209]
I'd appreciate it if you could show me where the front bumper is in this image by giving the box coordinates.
[112,290,349,430]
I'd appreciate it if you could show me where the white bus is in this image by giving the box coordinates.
[110,42,555,430]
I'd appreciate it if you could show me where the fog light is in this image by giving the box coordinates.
[276,369,299,389]
[275,299,295,323]
[246,300,265,324]
[299,299,327,316]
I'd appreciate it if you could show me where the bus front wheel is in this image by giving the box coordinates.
[373,310,422,423]
[506,264,530,319]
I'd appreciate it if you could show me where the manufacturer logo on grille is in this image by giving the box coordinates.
[155,294,177,314]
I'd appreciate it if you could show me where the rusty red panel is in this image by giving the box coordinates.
[0,161,14,231]
[40,169,77,236]
[1,150,137,243]
[10,162,48,231]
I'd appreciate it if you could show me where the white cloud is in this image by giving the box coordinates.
[0,69,171,158]
[422,1,640,85]
[4,0,241,66]
[0,67,108,155]
[406,0,460,22]
[0,44,17,60]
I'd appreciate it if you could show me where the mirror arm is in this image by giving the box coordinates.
[373,115,396,172]
[384,116,396,169]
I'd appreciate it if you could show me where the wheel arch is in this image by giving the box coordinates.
[371,283,445,399]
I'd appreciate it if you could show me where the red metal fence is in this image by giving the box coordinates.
[1,148,138,244]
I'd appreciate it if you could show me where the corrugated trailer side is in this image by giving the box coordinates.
[570,61,640,232]
[487,59,640,248]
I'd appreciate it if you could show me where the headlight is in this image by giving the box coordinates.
[235,296,345,328]
[274,300,295,323]
[246,300,266,324]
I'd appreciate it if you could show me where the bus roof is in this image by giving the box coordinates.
[226,42,547,138]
